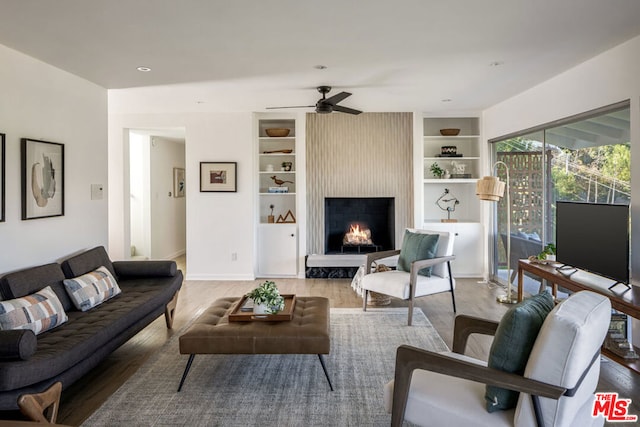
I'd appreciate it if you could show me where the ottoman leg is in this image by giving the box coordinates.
[177,354,195,392]
[318,354,334,391]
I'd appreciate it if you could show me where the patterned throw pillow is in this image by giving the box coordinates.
[63,266,122,312]
[0,286,68,334]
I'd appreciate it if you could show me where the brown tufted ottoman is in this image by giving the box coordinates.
[177,296,332,391]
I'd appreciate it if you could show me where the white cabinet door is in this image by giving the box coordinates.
[258,224,298,276]
[422,222,483,277]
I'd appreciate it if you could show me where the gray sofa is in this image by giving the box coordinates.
[0,246,182,410]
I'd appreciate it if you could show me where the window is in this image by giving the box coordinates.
[490,103,630,286]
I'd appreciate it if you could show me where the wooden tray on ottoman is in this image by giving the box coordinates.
[228,294,296,322]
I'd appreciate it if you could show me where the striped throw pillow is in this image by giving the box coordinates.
[63,266,122,312]
[0,286,68,334]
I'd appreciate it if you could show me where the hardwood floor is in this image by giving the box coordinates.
[39,257,640,425]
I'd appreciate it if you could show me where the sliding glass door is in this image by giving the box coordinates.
[490,104,630,288]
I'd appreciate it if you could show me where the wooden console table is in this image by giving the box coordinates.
[518,259,640,372]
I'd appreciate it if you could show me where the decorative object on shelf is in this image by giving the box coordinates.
[263,149,293,154]
[439,128,460,136]
[477,161,517,304]
[200,161,237,192]
[265,128,290,137]
[0,133,5,222]
[21,138,65,220]
[268,186,288,193]
[276,210,296,223]
[270,175,293,186]
[451,160,466,175]
[441,146,457,155]
[268,204,275,223]
[436,188,459,222]
[282,161,292,171]
[429,163,444,179]
[245,281,285,314]
[443,170,451,179]
[173,168,185,198]
[266,164,274,172]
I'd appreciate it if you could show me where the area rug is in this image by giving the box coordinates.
[83,308,448,427]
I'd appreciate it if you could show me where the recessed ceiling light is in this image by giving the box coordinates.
[489,61,504,67]
[196,101,205,104]
[314,65,327,70]
[441,99,452,103]
[136,66,152,72]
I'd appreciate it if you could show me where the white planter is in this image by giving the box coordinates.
[253,303,269,314]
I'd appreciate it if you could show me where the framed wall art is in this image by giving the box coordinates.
[200,162,237,192]
[173,167,185,198]
[21,138,65,220]
[0,133,5,222]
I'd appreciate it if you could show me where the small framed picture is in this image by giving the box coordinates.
[200,162,237,192]
[173,167,185,198]
[0,133,5,222]
[21,138,65,220]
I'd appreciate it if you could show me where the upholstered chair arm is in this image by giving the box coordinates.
[391,344,566,427]
[452,314,500,355]
[408,255,455,299]
[365,250,401,274]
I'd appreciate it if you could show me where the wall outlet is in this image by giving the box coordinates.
[231,252,238,261]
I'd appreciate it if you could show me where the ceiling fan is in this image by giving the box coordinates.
[266,86,362,115]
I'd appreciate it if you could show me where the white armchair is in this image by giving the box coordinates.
[361,229,456,326]
[386,291,611,427]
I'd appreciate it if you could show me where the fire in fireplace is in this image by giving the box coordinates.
[324,197,395,254]
[343,224,373,246]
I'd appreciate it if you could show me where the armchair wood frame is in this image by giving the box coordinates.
[362,250,456,326]
[17,381,62,423]
[391,315,568,427]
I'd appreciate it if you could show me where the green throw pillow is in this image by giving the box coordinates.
[396,230,440,277]
[485,291,555,413]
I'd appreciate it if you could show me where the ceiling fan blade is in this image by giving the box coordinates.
[266,105,315,110]
[332,105,362,115]
[323,91,351,105]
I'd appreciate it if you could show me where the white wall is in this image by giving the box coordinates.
[149,136,185,259]
[483,34,640,284]
[0,44,107,273]
[129,132,151,257]
[108,112,254,280]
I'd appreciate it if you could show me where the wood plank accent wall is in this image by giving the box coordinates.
[306,112,413,254]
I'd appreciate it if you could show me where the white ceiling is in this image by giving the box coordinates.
[1,0,640,115]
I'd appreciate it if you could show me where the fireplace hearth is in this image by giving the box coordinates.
[324,197,395,254]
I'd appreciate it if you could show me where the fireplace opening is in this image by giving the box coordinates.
[324,197,395,254]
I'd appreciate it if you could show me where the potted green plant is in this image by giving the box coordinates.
[430,163,444,179]
[246,281,285,314]
[537,243,556,261]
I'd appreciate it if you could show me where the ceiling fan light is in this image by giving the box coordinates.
[316,104,332,114]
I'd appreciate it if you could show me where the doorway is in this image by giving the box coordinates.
[129,128,186,260]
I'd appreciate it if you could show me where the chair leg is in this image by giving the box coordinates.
[18,381,62,423]
[362,290,368,312]
[447,262,457,313]
[165,291,179,329]
[407,299,414,326]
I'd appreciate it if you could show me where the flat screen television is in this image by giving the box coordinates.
[555,201,630,285]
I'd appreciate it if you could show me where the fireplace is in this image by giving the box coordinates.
[324,197,395,254]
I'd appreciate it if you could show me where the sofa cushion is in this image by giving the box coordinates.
[0,286,68,335]
[0,263,73,312]
[63,266,122,311]
[485,291,554,412]
[61,246,117,280]
[0,330,37,360]
[397,230,439,277]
